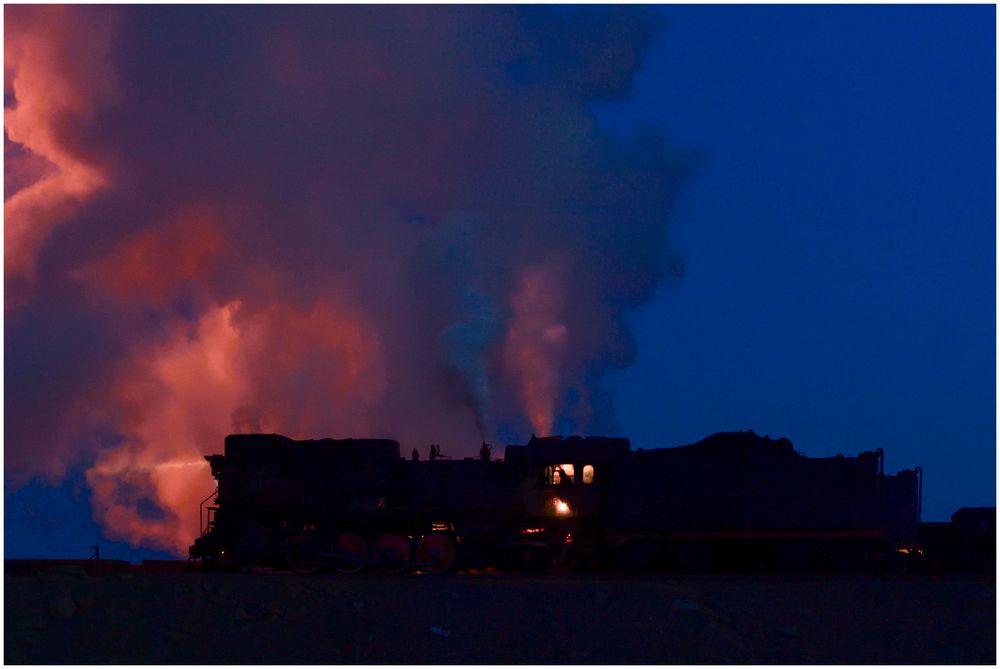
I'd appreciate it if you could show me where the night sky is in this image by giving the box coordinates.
[5,5,995,561]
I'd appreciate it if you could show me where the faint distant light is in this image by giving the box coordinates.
[895,545,924,556]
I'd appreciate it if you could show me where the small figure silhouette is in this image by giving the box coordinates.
[556,466,572,486]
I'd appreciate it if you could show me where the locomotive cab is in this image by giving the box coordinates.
[503,435,631,568]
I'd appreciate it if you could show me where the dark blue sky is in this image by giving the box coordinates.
[4,6,994,560]
[600,5,995,521]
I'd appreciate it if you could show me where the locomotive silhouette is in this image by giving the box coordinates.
[189,430,934,573]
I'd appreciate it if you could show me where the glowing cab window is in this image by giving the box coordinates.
[543,464,576,485]
[582,464,595,484]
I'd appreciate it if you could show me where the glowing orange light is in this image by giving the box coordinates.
[895,546,924,556]
[554,498,571,515]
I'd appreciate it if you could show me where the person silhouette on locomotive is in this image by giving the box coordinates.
[556,466,573,486]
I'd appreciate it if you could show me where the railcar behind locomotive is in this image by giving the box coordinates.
[189,430,925,573]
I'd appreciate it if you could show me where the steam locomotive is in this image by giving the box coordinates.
[188,430,953,573]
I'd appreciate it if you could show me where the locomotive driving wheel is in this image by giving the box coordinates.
[332,532,368,574]
[286,532,322,574]
[373,533,412,573]
[415,532,457,574]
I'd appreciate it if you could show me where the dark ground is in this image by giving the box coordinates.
[4,571,995,664]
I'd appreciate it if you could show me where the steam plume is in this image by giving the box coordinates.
[440,290,497,438]
[503,264,569,436]
[5,6,689,554]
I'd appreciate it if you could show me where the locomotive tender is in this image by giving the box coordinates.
[189,430,922,573]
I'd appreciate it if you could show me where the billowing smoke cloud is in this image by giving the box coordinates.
[5,6,690,554]
[4,6,119,284]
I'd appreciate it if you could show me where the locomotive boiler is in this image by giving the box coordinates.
[189,430,923,573]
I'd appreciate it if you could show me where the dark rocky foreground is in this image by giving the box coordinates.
[4,571,995,664]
